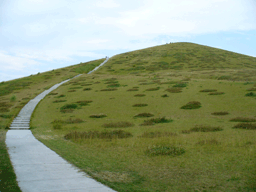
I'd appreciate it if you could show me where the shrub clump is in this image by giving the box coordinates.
[101,88,117,91]
[145,145,185,156]
[181,101,201,109]
[53,100,66,103]
[68,90,76,92]
[76,100,92,106]
[211,112,229,116]
[139,131,177,138]
[132,104,148,107]
[230,117,256,122]
[245,92,256,97]
[83,88,92,91]
[103,121,134,128]
[165,88,182,93]
[145,87,160,91]
[56,94,65,98]
[134,113,154,118]
[140,117,172,126]
[208,92,224,95]
[90,114,107,118]
[189,125,223,132]
[233,123,256,130]
[246,88,256,91]
[173,83,187,87]
[127,88,138,91]
[134,94,145,97]
[161,94,168,97]
[64,130,133,140]
[200,89,217,92]
[107,84,120,88]
[60,104,78,113]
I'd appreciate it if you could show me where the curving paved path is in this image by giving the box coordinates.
[6,57,116,192]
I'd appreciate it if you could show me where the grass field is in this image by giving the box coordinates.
[30,43,256,191]
[0,59,104,191]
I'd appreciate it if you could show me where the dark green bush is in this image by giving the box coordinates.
[230,117,256,122]
[200,89,217,92]
[132,104,148,107]
[141,117,172,125]
[233,123,256,130]
[134,94,145,97]
[181,101,201,109]
[189,125,223,132]
[60,104,77,113]
[134,113,154,118]
[146,145,185,156]
[211,112,229,115]
[245,92,256,97]
[90,114,107,118]
[103,121,134,128]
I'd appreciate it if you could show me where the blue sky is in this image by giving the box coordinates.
[0,0,255,82]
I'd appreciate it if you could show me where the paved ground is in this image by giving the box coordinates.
[6,58,116,192]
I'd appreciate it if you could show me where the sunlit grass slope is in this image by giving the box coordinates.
[0,58,104,191]
[31,43,256,192]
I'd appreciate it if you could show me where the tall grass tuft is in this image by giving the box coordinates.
[145,145,185,156]
[103,121,134,128]
[140,117,172,126]
[230,117,256,122]
[233,123,256,130]
[134,94,145,97]
[134,113,154,118]
[189,125,223,132]
[90,114,107,118]
[211,112,229,115]
[10,95,16,102]
[181,101,201,109]
[64,130,133,140]
[139,131,177,138]
[132,104,148,107]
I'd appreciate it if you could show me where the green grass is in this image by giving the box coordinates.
[27,43,256,191]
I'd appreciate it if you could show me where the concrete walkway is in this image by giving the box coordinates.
[6,58,116,192]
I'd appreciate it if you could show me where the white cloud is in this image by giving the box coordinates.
[0,51,40,71]
[94,0,119,8]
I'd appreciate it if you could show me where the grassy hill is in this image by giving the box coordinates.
[1,42,256,191]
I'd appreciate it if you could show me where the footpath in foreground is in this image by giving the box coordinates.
[6,58,116,191]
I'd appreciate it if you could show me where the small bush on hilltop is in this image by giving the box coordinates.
[134,113,154,118]
[181,101,201,109]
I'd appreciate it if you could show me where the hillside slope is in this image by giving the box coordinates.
[98,42,256,81]
[31,43,256,191]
